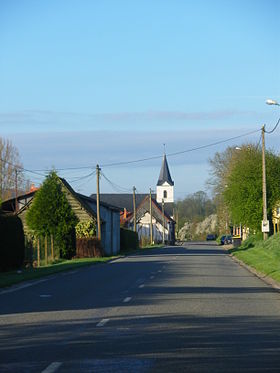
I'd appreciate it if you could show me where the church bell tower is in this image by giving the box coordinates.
[156,154,174,204]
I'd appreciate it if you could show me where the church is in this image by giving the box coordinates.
[91,154,176,245]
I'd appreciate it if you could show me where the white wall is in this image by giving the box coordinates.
[156,182,174,203]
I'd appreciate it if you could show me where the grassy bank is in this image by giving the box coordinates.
[0,256,118,289]
[120,243,164,255]
[229,233,280,283]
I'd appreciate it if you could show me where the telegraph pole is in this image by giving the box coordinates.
[15,168,18,212]
[162,198,165,244]
[149,188,153,245]
[96,165,101,240]
[133,186,136,232]
[262,125,269,240]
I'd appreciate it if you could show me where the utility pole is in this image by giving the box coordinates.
[96,165,101,241]
[133,186,136,232]
[262,125,269,240]
[15,168,18,212]
[149,188,153,245]
[162,198,165,244]
[176,210,179,239]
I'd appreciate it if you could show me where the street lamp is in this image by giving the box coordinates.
[266,99,280,106]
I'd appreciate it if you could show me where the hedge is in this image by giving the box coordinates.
[0,215,25,271]
[120,228,139,251]
[76,237,103,258]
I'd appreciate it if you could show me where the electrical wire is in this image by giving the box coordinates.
[0,127,262,174]
[67,170,96,183]
[256,132,262,149]
[100,128,262,167]
[101,171,132,193]
[264,117,280,134]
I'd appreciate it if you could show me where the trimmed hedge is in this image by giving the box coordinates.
[76,237,103,258]
[0,215,25,271]
[120,228,139,251]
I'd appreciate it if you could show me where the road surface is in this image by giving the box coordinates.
[1,242,280,372]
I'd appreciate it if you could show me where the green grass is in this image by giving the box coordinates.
[1,244,166,289]
[0,256,118,289]
[120,243,164,255]
[229,233,280,283]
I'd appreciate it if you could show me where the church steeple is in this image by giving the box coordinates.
[156,154,174,203]
[157,154,174,186]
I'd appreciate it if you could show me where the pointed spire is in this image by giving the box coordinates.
[157,154,174,186]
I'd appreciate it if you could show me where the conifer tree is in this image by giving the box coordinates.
[26,171,78,258]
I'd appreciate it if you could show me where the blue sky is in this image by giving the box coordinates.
[0,0,279,198]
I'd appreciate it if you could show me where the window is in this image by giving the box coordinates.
[163,190,167,199]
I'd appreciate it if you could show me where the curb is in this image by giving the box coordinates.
[228,251,280,292]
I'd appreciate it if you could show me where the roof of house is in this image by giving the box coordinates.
[1,178,120,219]
[157,154,174,186]
[90,193,153,212]
[125,195,175,225]
[76,193,121,212]
[91,193,174,221]
[1,190,37,212]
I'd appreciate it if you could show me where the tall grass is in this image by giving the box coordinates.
[230,234,280,283]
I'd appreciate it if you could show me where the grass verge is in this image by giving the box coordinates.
[229,233,280,283]
[0,256,118,289]
[120,243,164,255]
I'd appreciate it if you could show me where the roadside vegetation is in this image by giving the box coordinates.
[175,191,217,240]
[0,256,117,289]
[229,234,280,283]
[208,144,280,233]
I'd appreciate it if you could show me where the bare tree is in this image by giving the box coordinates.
[0,137,30,201]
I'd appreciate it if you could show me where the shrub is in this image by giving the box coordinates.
[76,220,96,238]
[139,235,150,248]
[120,228,139,251]
[0,215,25,271]
[76,237,103,257]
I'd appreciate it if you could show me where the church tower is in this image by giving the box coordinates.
[156,154,174,204]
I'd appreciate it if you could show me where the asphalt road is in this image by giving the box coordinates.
[1,242,280,372]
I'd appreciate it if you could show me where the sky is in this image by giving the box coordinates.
[0,0,279,199]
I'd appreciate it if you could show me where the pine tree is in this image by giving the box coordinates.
[26,171,78,259]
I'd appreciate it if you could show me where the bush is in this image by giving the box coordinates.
[139,235,150,248]
[0,215,25,271]
[120,228,139,251]
[76,237,103,257]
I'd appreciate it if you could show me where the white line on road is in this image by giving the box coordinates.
[150,276,155,279]
[139,284,145,288]
[41,362,62,373]
[123,297,132,303]
[39,294,52,298]
[0,278,50,295]
[97,318,110,327]
[158,270,162,273]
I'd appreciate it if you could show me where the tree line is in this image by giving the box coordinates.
[208,144,280,234]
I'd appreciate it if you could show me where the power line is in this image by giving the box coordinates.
[0,127,262,174]
[100,128,262,167]
[101,171,132,193]
[264,117,280,134]
[67,170,96,183]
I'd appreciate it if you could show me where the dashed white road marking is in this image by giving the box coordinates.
[139,284,145,288]
[41,362,62,373]
[158,270,162,273]
[150,276,155,279]
[123,297,132,303]
[0,278,50,295]
[97,318,110,327]
[39,294,52,298]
